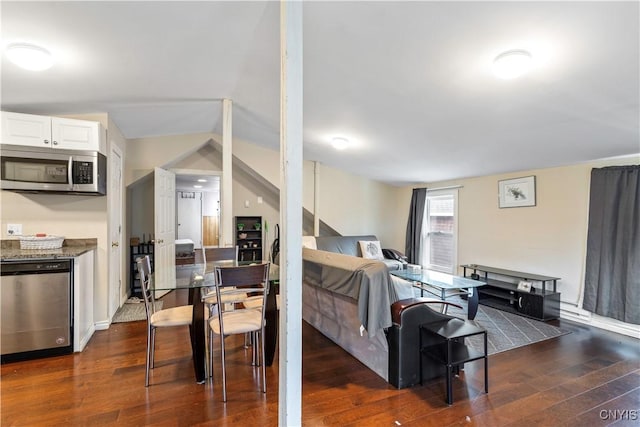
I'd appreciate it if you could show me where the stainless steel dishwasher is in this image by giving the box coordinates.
[1,259,73,362]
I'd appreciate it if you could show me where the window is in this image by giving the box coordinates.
[421,189,458,273]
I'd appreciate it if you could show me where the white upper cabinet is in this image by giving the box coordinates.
[51,117,103,152]
[1,111,106,153]
[1,112,50,147]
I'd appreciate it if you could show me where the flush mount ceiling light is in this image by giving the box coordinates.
[492,49,532,79]
[193,185,203,189]
[331,137,350,150]
[197,178,207,183]
[5,43,54,71]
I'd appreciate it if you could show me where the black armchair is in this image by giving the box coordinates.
[386,298,464,389]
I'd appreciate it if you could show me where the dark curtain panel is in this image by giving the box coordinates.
[405,188,427,264]
[583,165,640,325]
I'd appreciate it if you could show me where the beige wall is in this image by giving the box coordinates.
[126,133,215,185]
[397,155,639,333]
[233,139,402,247]
[126,134,403,256]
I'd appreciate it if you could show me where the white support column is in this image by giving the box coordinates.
[278,1,303,426]
[314,161,320,236]
[221,99,233,247]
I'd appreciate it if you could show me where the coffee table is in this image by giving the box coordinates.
[390,269,486,320]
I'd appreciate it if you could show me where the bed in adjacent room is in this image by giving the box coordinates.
[175,238,195,264]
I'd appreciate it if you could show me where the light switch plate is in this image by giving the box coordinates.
[7,224,23,236]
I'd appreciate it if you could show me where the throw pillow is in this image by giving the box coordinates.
[359,240,384,260]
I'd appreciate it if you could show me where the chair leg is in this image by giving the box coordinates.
[220,331,227,402]
[260,327,266,393]
[145,325,152,387]
[150,328,156,369]
[208,326,214,381]
[251,332,258,366]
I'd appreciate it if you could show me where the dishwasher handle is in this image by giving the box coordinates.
[1,260,72,275]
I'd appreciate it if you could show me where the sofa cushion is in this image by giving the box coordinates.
[315,235,405,270]
[315,235,378,257]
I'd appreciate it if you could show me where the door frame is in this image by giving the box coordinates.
[108,144,124,319]
[172,168,222,247]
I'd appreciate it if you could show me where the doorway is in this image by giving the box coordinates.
[175,173,220,248]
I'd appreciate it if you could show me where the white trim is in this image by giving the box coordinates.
[427,185,462,192]
[94,320,110,331]
[560,302,640,338]
[279,1,303,425]
[108,144,124,319]
[314,161,320,236]
[421,188,459,274]
[221,99,233,247]
[170,168,222,178]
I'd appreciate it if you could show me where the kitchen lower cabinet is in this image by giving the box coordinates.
[74,250,95,352]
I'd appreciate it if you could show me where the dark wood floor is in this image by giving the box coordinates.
[2,288,639,426]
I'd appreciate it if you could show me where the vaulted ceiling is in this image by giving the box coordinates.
[2,1,638,185]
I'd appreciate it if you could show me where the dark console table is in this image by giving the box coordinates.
[461,264,560,321]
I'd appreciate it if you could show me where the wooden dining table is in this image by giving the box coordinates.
[153,261,279,384]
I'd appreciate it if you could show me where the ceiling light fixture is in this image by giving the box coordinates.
[197,179,207,183]
[492,49,532,79]
[5,43,54,71]
[331,137,350,150]
[193,185,203,189]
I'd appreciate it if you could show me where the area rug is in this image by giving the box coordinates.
[112,301,163,323]
[441,297,569,355]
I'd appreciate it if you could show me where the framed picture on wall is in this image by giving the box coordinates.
[498,175,536,208]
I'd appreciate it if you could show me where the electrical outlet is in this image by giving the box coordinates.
[7,224,23,236]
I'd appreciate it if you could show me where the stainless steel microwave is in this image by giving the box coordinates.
[0,145,107,195]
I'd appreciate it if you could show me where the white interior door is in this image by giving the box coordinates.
[177,192,202,248]
[154,167,176,294]
[109,147,123,318]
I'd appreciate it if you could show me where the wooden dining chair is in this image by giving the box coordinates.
[136,255,193,387]
[208,262,270,402]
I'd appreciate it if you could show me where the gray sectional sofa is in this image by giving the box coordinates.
[302,235,444,388]
[313,235,407,271]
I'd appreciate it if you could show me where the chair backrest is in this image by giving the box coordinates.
[214,262,270,318]
[198,246,238,281]
[136,255,156,319]
[205,246,238,262]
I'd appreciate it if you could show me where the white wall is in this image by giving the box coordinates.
[396,155,639,336]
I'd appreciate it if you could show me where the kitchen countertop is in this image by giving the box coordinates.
[1,238,98,261]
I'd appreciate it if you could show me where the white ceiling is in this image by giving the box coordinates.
[2,1,638,186]
[175,174,220,193]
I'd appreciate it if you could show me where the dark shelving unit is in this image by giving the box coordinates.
[235,216,263,262]
[130,243,154,297]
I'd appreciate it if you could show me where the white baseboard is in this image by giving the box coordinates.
[560,302,640,338]
[74,325,95,352]
[94,320,111,331]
